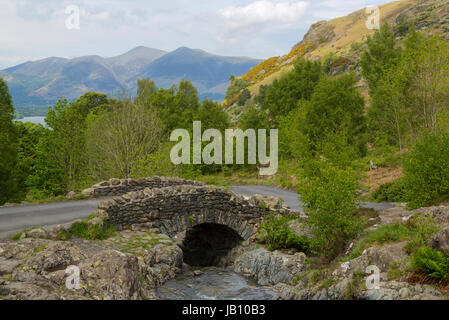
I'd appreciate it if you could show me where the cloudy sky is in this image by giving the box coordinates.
[0,0,392,69]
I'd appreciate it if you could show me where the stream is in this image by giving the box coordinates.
[157,267,279,300]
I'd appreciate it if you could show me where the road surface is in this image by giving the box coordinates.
[0,186,395,235]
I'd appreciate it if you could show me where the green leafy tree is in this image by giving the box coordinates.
[237,88,251,106]
[0,78,18,204]
[402,129,449,209]
[361,22,401,93]
[298,161,363,258]
[239,106,269,132]
[135,78,158,106]
[263,58,323,124]
[13,122,47,201]
[85,99,163,180]
[304,74,367,156]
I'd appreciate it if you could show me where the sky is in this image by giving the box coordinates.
[0,0,393,69]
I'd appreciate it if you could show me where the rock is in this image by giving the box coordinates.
[336,242,408,276]
[87,217,104,229]
[234,248,306,286]
[399,287,411,299]
[428,228,449,255]
[26,228,50,240]
[98,200,111,210]
[21,240,86,273]
[77,250,142,300]
[66,191,77,199]
[81,188,94,197]
[193,270,203,276]
[0,258,21,275]
[110,178,121,186]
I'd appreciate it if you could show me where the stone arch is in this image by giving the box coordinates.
[152,208,256,241]
[180,223,243,266]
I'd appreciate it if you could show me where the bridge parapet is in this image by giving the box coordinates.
[98,185,289,240]
[82,176,204,197]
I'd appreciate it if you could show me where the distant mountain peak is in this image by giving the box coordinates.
[1,46,262,108]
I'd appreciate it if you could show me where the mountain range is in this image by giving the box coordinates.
[1,46,262,115]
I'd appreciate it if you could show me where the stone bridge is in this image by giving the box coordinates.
[97,183,290,266]
[82,176,203,197]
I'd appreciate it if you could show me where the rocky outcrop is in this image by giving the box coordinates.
[275,278,443,301]
[81,176,204,197]
[234,248,306,286]
[428,228,449,255]
[0,232,183,300]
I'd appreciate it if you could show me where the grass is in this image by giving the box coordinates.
[344,270,366,300]
[342,214,439,261]
[67,220,116,240]
[11,227,47,241]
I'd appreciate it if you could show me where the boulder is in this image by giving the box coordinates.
[66,191,77,199]
[234,248,306,285]
[337,241,409,276]
[26,228,50,240]
[81,188,94,197]
[77,250,142,300]
[428,228,449,255]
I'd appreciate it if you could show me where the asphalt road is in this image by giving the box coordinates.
[0,185,395,235]
[230,185,396,212]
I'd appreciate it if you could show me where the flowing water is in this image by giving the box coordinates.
[157,267,279,300]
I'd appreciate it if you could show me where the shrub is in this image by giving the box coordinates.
[372,178,407,202]
[402,130,449,209]
[411,246,449,282]
[68,220,115,240]
[298,163,364,258]
[258,214,309,252]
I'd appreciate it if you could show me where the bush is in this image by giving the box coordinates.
[258,214,309,252]
[372,178,407,202]
[298,163,364,258]
[68,219,116,240]
[411,246,449,282]
[403,130,449,209]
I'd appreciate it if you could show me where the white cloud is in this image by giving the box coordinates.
[219,1,309,30]
[0,0,393,68]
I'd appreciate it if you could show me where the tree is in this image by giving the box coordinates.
[135,78,158,106]
[85,99,163,180]
[237,88,251,106]
[366,30,449,149]
[13,121,46,201]
[403,33,449,133]
[402,128,449,209]
[297,160,363,258]
[262,58,323,124]
[196,99,230,132]
[361,22,401,93]
[150,79,199,133]
[304,74,367,156]
[28,92,107,194]
[0,78,18,204]
[239,106,269,132]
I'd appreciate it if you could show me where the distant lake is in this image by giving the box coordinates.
[17,116,47,126]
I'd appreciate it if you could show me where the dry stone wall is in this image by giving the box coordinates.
[82,177,204,197]
[99,185,288,240]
